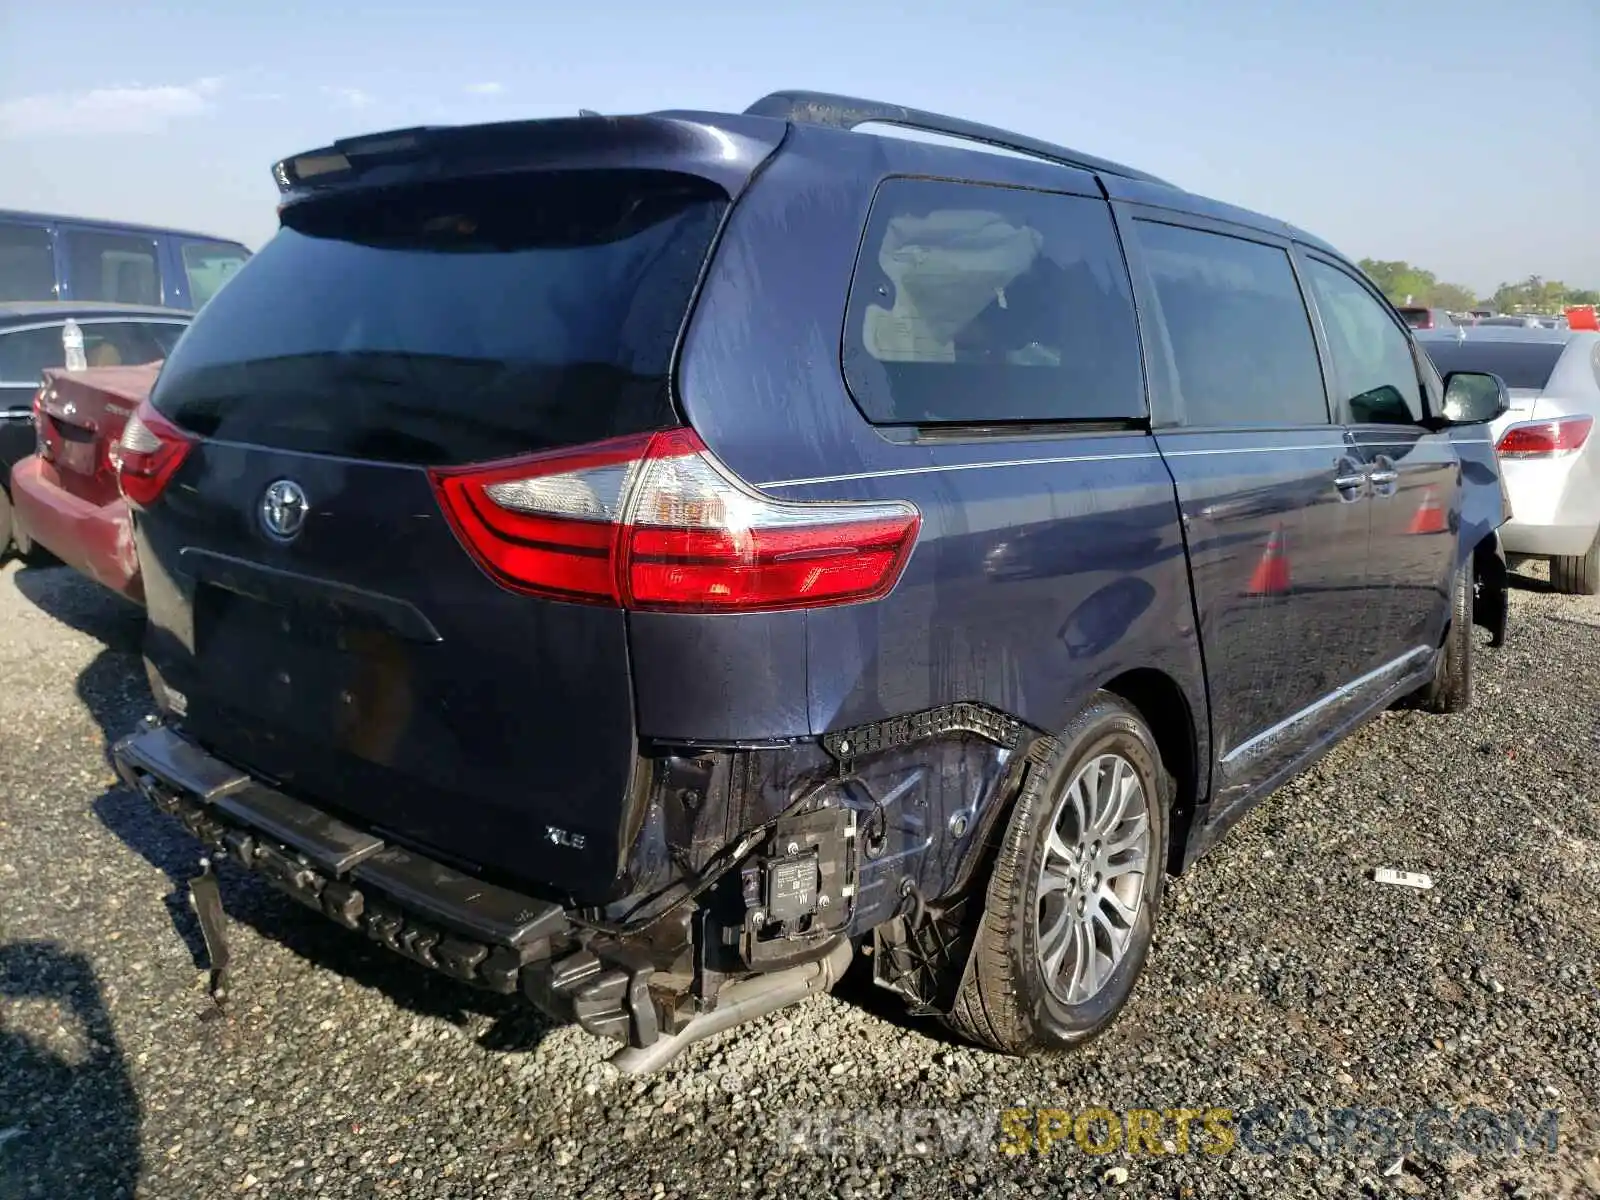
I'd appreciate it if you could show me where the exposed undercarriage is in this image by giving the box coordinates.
[114,702,1044,1071]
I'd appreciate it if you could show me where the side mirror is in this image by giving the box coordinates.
[1439,371,1509,426]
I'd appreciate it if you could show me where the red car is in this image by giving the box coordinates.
[10,362,162,601]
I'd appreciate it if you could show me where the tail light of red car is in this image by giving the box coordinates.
[115,400,194,508]
[430,428,921,613]
[1495,415,1594,458]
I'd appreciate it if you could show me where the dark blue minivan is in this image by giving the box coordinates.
[111,92,1512,1071]
[0,208,251,310]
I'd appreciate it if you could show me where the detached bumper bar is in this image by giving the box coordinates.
[111,723,660,1043]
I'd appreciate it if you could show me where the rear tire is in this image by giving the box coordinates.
[1550,530,1600,596]
[0,485,11,560]
[1418,561,1474,714]
[942,693,1169,1055]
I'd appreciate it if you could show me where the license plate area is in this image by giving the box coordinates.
[194,585,410,744]
[49,418,98,475]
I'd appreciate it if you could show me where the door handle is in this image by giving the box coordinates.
[0,408,34,423]
[1368,455,1399,494]
[1333,456,1369,500]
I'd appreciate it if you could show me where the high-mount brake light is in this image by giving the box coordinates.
[430,429,921,612]
[1495,415,1593,458]
[115,400,194,507]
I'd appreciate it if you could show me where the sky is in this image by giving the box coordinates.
[0,0,1595,296]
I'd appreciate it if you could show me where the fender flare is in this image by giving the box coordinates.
[1472,528,1508,648]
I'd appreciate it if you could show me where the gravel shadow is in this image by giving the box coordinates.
[1505,559,1558,594]
[0,942,141,1199]
[9,564,144,654]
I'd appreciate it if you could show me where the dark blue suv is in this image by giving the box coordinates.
[111,92,1511,1069]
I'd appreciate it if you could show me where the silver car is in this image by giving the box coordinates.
[1421,327,1600,593]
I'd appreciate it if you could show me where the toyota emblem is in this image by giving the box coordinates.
[260,479,310,541]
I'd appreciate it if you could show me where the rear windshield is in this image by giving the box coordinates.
[1398,307,1433,329]
[152,170,727,465]
[1420,340,1567,391]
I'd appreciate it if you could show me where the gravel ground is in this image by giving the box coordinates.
[1,558,1597,1199]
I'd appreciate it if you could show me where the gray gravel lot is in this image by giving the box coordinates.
[1,559,1597,1199]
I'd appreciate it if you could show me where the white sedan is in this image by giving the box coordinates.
[1422,327,1600,594]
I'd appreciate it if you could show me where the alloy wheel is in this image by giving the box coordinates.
[1033,752,1152,1005]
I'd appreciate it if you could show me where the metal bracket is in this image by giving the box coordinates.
[188,858,232,1018]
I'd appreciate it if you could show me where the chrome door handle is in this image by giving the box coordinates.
[0,408,34,423]
[1334,455,1369,499]
[1368,455,1399,494]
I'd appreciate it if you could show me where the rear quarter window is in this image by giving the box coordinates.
[181,240,251,307]
[0,223,57,301]
[841,178,1144,424]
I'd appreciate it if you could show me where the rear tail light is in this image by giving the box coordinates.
[430,428,921,612]
[115,400,194,507]
[1495,415,1593,458]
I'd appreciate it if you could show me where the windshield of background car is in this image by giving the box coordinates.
[151,169,728,466]
[1420,340,1567,390]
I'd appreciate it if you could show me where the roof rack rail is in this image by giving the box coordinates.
[744,90,1174,187]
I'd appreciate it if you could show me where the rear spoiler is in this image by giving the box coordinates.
[275,88,1179,211]
[272,114,787,209]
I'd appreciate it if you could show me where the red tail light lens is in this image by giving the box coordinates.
[1495,415,1593,458]
[430,429,921,612]
[115,401,194,507]
[429,433,650,605]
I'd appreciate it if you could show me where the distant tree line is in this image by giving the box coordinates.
[1357,259,1599,313]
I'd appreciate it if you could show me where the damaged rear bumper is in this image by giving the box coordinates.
[113,722,688,1052]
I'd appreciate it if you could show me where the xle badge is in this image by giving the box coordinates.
[546,826,586,850]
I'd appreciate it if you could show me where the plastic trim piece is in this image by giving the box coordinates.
[822,701,1030,762]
